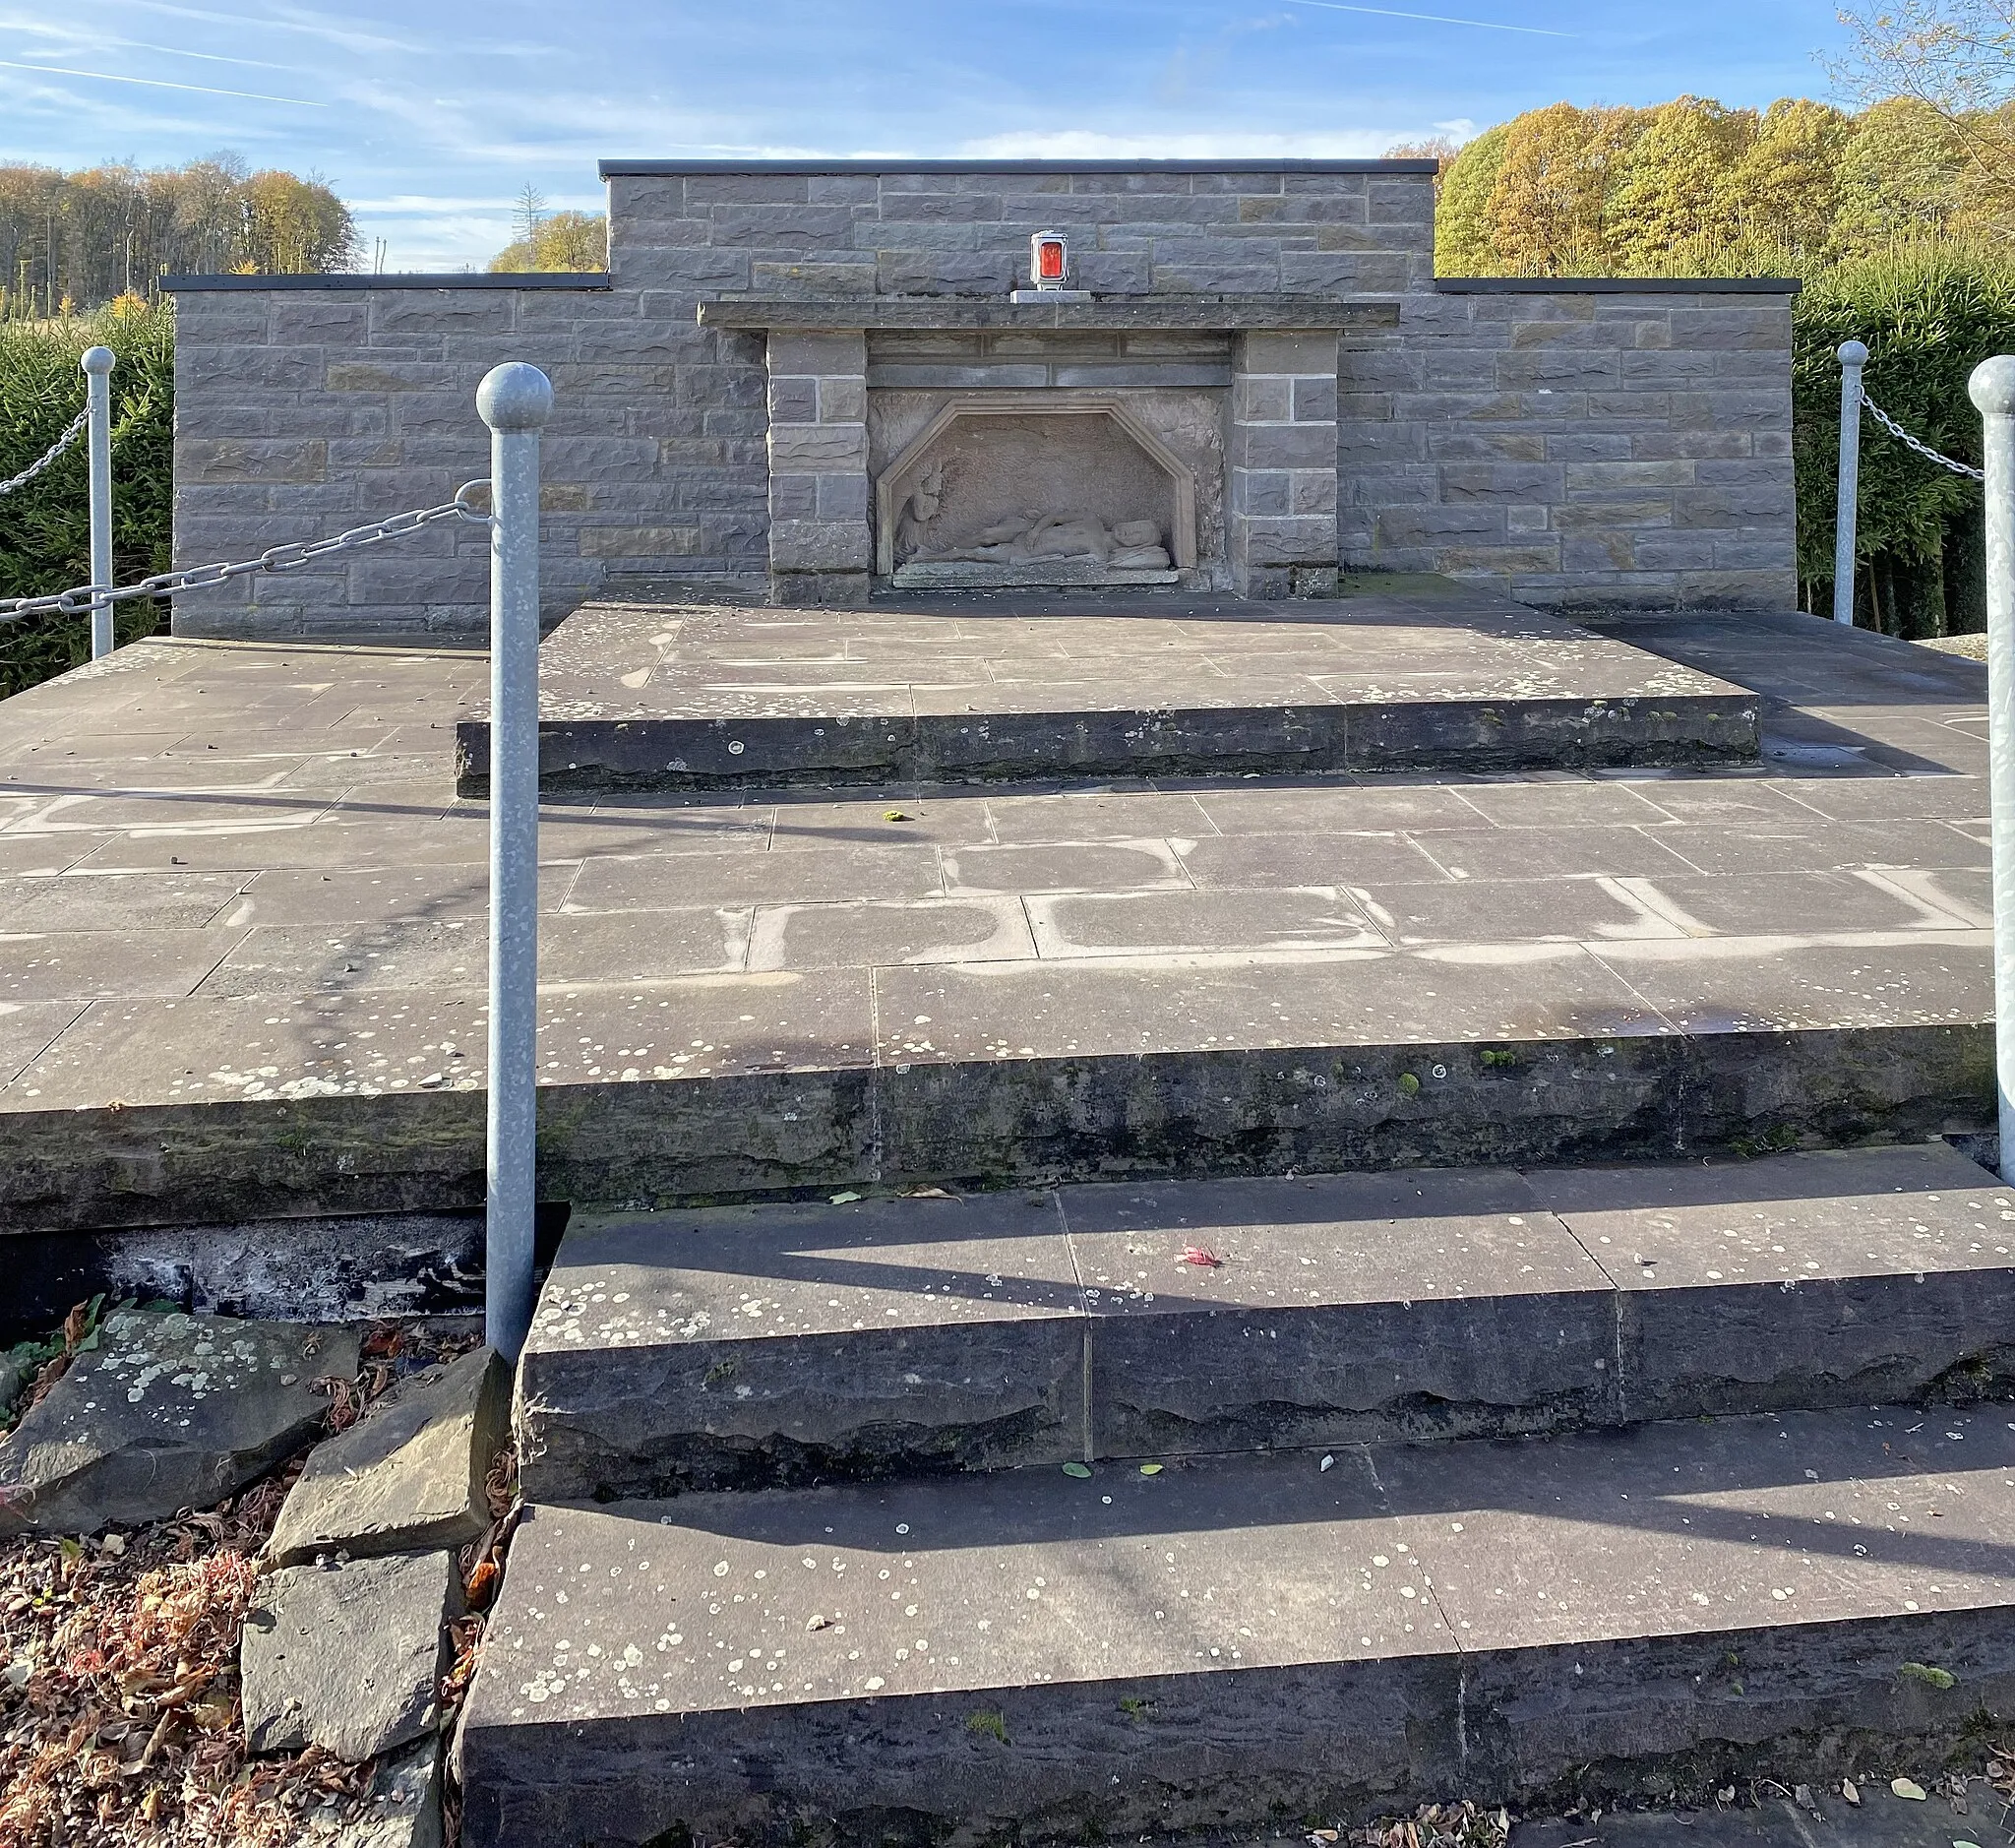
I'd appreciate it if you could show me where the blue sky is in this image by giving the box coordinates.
[1,1,1858,270]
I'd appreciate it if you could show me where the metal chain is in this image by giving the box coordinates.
[0,404,90,500]
[1860,389,1986,482]
[0,480,493,624]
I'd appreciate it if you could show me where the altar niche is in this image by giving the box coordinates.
[874,397,1201,590]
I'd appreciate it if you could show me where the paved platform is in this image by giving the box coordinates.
[0,608,1993,1245]
[453,578,1760,792]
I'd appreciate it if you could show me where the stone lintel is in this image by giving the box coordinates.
[702,297,1401,334]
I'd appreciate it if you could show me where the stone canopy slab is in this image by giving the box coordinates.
[701,297,1401,332]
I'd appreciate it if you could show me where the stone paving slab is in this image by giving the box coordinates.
[0,615,1995,1233]
[458,1404,2015,1848]
[515,1147,2015,1499]
[454,588,1759,792]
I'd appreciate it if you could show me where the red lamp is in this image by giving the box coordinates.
[1030,231,1069,289]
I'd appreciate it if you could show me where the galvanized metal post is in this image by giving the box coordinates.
[81,345,114,659]
[1974,357,2015,1179]
[1833,340,1867,628]
[476,362,552,1361]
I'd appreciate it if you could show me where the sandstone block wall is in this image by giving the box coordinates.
[1340,281,1797,611]
[164,160,1797,636]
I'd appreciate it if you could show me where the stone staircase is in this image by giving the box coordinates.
[458,1141,2015,1845]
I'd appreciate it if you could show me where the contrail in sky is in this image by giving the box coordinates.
[0,57,326,103]
[1289,1,1577,36]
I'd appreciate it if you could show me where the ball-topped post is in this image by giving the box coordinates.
[1832,340,1868,628]
[476,361,552,1361]
[80,346,115,657]
[1972,356,2015,1180]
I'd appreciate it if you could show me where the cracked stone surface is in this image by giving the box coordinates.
[0,1309,358,1534]
[270,1344,507,1567]
[241,1549,459,1762]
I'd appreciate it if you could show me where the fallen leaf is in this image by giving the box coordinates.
[883,810,911,822]
[1901,1661,1957,1689]
[1794,1783,1818,1815]
[829,1191,862,1205]
[1894,1777,1927,1801]
[1843,1778,1861,1805]
[1062,1462,1092,1479]
[1139,1463,1163,1476]
[900,1186,958,1200]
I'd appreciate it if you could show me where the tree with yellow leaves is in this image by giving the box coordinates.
[1482,102,1641,275]
[489,211,607,274]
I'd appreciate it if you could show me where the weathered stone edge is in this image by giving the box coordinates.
[0,1024,1988,1234]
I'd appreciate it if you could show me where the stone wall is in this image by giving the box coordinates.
[166,275,752,638]
[164,160,1797,635]
[1339,280,1797,611]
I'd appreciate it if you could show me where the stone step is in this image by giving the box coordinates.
[457,1402,2015,1846]
[453,593,1761,795]
[515,1144,2015,1502]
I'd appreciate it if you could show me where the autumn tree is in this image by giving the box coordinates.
[1482,102,1641,274]
[1434,121,1509,273]
[1435,86,2012,277]
[1718,98,1854,257]
[489,211,608,273]
[0,155,354,313]
[1833,95,1972,244]
[1609,96,1751,268]
[1834,1,2015,224]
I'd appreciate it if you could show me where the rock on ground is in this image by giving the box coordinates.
[0,1310,359,1535]
[301,1735,443,1848]
[0,1348,27,1420]
[269,1345,506,1568]
[241,1548,461,1763]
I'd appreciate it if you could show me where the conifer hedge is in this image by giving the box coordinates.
[0,298,173,697]
[1793,245,2015,636]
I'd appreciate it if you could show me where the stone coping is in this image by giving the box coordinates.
[699,296,1402,332]
[1435,277,1802,294]
[601,157,1441,176]
[158,273,612,292]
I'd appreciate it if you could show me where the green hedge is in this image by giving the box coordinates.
[1792,244,2015,636]
[0,301,173,699]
